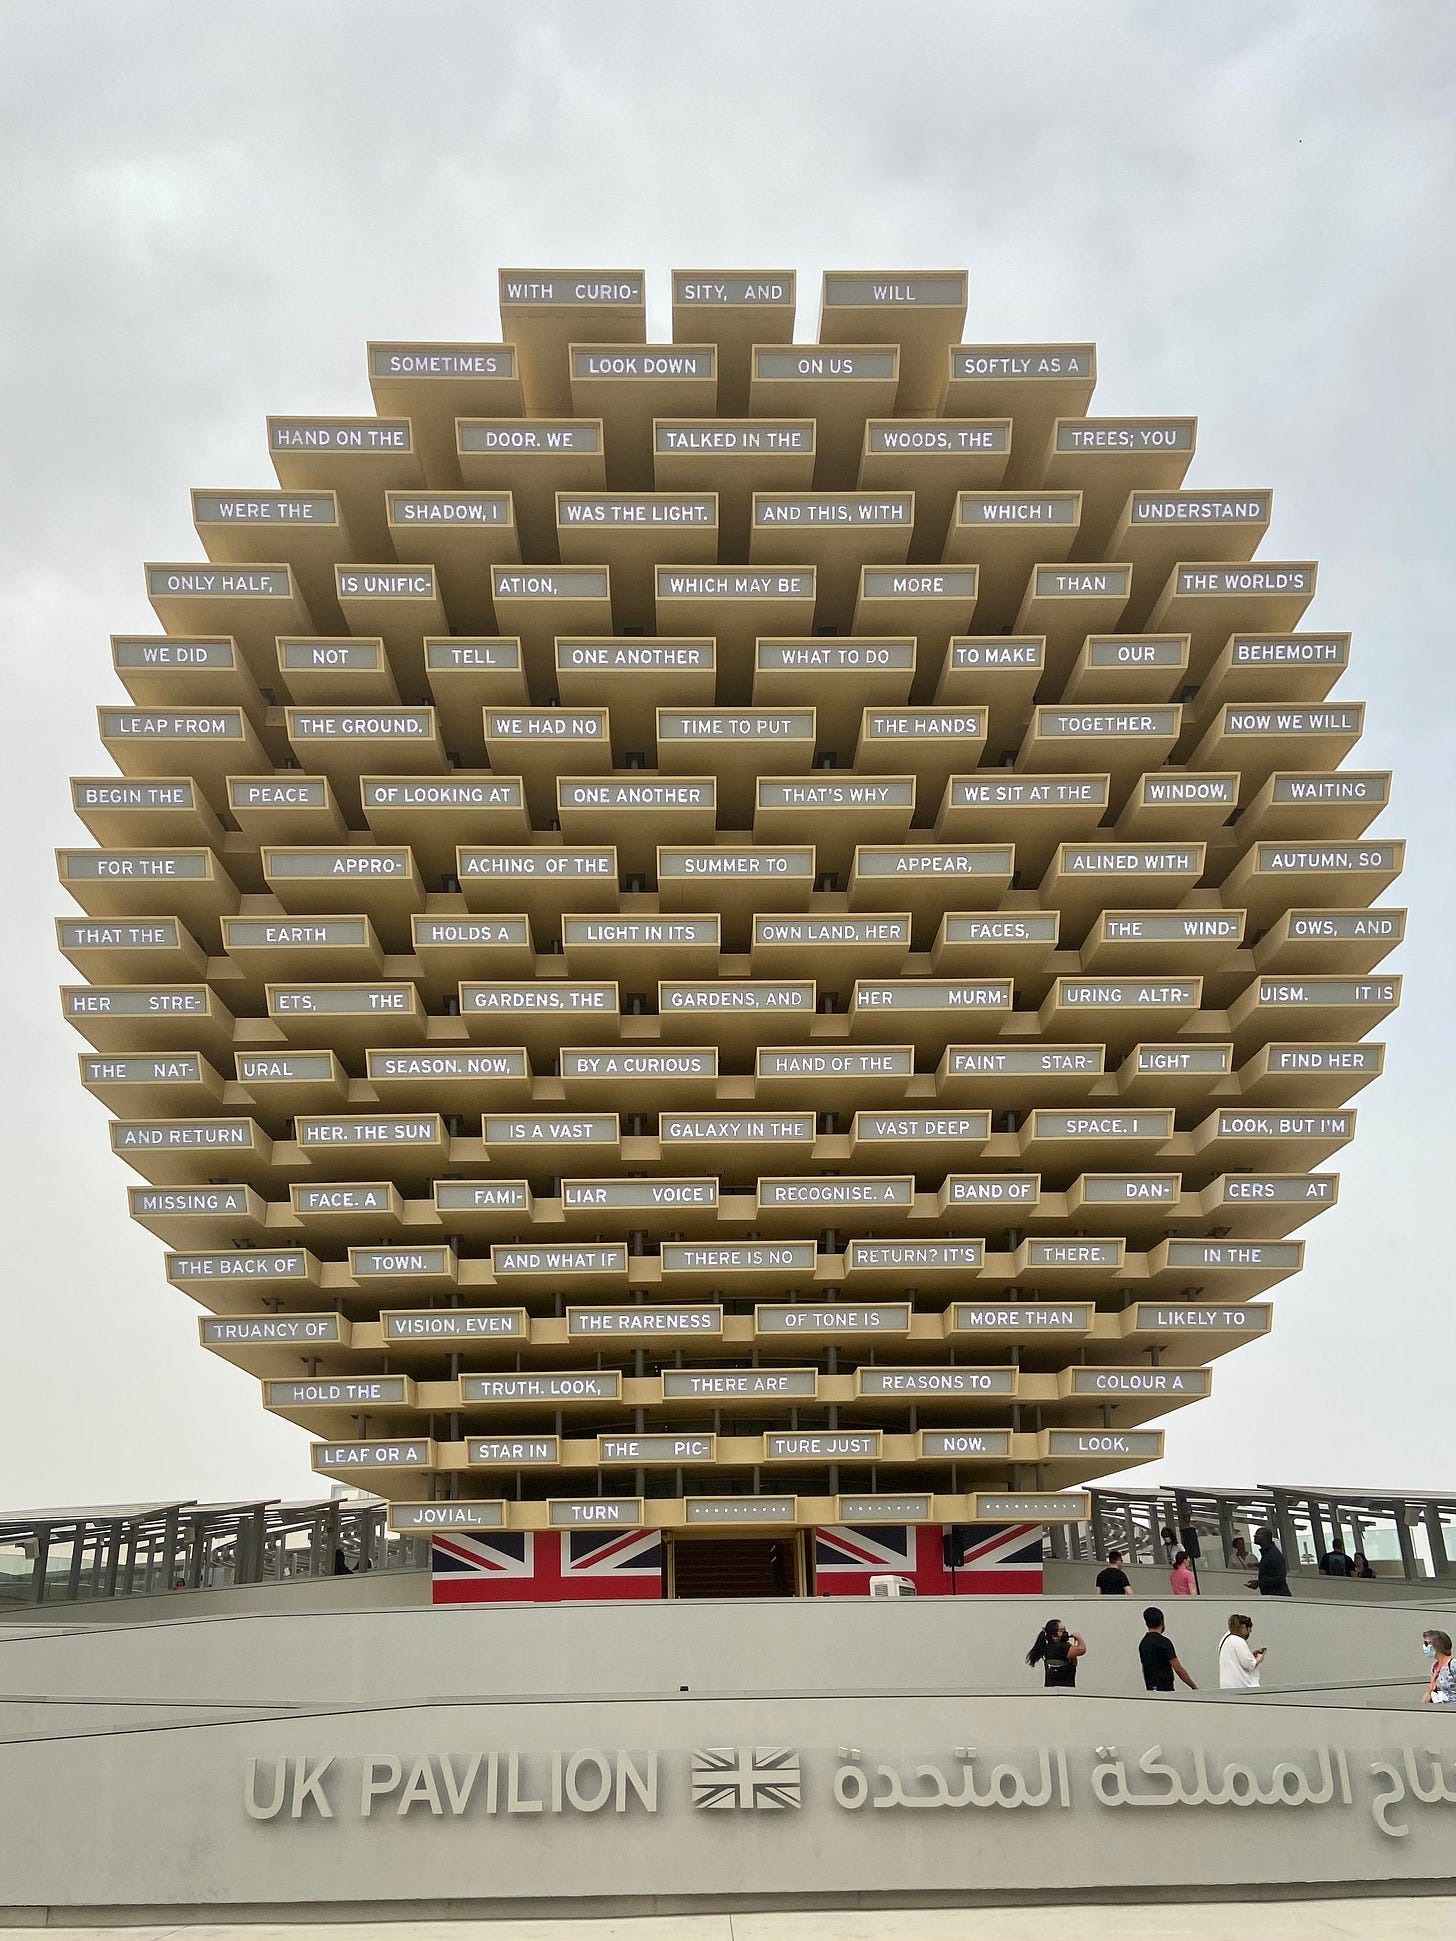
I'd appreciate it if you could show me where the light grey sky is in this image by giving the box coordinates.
[1,0,1451,1510]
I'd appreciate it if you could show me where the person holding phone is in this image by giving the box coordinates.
[1025,1616,1087,1688]
[1219,1613,1266,1689]
[1248,1525,1290,1597]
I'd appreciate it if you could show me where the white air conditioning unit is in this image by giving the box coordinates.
[868,1574,917,1599]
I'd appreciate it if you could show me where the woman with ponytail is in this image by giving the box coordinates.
[1025,1616,1086,1688]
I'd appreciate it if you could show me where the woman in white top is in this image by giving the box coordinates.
[1219,1612,1266,1690]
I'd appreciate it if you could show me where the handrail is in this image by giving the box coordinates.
[1,1482,1450,1606]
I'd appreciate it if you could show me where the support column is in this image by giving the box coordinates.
[184,1514,205,1590]
[65,1525,86,1602]
[1272,1490,1301,1578]
[100,1520,122,1600]
[1172,1489,1192,1551]
[240,1508,266,1584]
[1349,1511,1368,1569]
[325,1499,343,1574]
[1090,1493,1109,1561]
[120,1523,140,1597]
[1422,1501,1451,1578]
[1307,1495,1328,1561]
[1216,1497,1235,1567]
[1393,1501,1420,1583]
[31,1529,49,1606]
[307,1507,326,1578]
[161,1506,180,1592]
[1328,1501,1345,1562]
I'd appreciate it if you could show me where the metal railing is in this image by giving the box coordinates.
[2,1482,1450,1609]
[1051,1483,1456,1583]
[0,1496,427,1608]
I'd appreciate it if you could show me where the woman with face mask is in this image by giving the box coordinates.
[1420,1629,1455,1705]
[1025,1616,1086,1688]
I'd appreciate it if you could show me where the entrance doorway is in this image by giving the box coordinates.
[670,1534,803,1598]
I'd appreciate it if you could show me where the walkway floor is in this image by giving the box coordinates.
[7,1904,1454,1940]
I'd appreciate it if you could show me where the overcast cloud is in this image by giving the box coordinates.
[0,0,1451,1510]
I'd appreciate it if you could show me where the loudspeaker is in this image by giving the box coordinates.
[943,1525,971,1569]
[1179,1525,1202,1560]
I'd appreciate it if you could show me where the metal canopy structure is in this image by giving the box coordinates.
[2,1483,1450,1607]
[0,1495,425,1607]
[1064,1481,1456,1579]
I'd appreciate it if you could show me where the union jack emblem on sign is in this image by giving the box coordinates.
[690,1746,801,1810]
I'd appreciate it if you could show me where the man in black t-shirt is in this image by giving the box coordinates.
[1095,1549,1133,1595]
[1138,1606,1197,1691]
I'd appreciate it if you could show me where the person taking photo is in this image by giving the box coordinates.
[1025,1616,1086,1688]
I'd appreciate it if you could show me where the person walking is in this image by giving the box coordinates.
[1025,1616,1086,1688]
[1138,1607,1197,1691]
[1351,1550,1375,1580]
[1228,1535,1252,1572]
[1218,1613,1266,1690]
[1169,1549,1198,1596]
[1095,1548,1133,1595]
[1421,1629,1456,1705]
[1247,1525,1290,1597]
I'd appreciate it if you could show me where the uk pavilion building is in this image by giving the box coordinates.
[57,267,1403,1604]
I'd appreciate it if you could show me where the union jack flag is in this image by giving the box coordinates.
[431,1528,663,1604]
[948,1521,1045,1594]
[813,1522,1043,1596]
[691,1747,801,1810]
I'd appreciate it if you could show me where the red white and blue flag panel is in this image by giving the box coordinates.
[813,1522,1044,1596]
[431,1528,664,1604]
